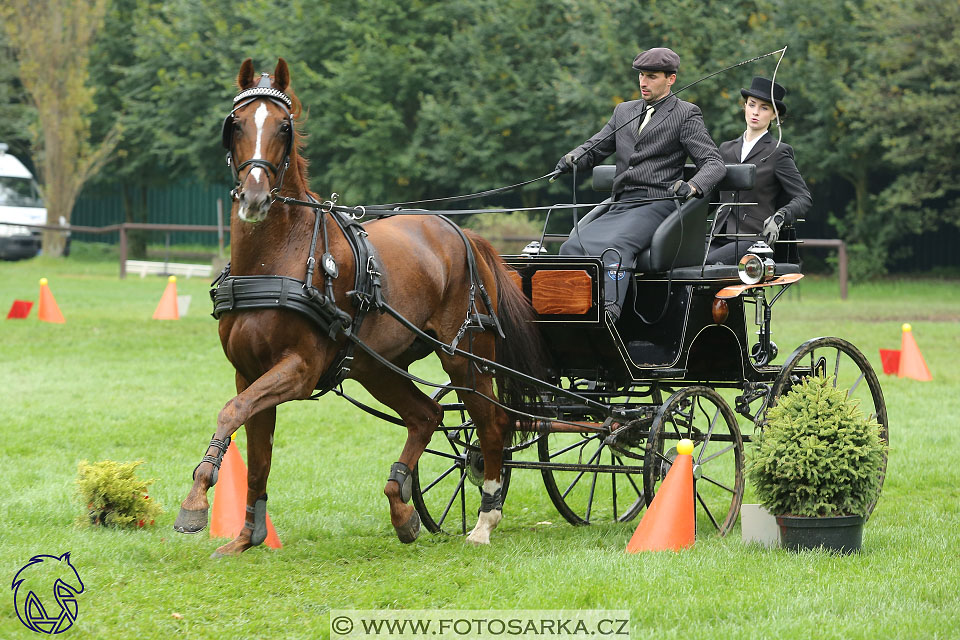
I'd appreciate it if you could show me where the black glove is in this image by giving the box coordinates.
[670,180,698,201]
[761,209,791,245]
[555,153,576,174]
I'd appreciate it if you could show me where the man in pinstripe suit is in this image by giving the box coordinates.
[555,47,725,320]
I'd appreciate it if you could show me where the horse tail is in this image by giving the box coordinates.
[464,230,550,436]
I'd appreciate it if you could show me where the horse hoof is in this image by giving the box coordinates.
[173,507,208,534]
[395,509,421,544]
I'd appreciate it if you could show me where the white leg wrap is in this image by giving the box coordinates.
[466,479,502,545]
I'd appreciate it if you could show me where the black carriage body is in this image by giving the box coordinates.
[505,255,778,387]
[411,163,887,536]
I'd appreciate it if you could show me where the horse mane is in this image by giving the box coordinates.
[282,84,311,193]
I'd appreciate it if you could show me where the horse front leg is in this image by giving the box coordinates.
[174,355,317,537]
[209,406,277,558]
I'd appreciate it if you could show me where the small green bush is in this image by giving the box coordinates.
[748,375,886,517]
[75,460,163,528]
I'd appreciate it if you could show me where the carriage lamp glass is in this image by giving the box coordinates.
[764,257,776,278]
[711,298,729,324]
[738,254,765,284]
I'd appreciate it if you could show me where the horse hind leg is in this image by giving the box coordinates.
[463,392,508,545]
[362,373,443,544]
[441,358,507,545]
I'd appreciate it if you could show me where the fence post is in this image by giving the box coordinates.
[838,241,848,300]
[119,225,127,279]
[217,198,224,258]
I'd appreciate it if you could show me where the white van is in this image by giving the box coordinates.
[0,143,46,260]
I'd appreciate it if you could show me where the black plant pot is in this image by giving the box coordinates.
[776,515,865,554]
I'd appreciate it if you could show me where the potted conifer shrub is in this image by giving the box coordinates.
[748,375,887,553]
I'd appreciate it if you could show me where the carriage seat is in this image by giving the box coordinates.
[583,163,756,272]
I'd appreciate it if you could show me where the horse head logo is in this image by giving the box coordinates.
[12,552,84,634]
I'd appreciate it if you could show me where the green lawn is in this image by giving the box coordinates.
[1,252,958,639]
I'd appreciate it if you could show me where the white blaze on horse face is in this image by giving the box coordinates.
[465,479,502,545]
[250,103,269,184]
[237,103,272,223]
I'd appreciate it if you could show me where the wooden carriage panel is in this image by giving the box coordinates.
[507,270,523,291]
[531,269,593,315]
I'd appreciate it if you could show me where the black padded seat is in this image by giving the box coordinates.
[589,163,757,273]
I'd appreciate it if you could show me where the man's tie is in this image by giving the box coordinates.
[638,106,654,134]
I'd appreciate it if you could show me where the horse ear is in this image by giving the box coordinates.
[274,58,290,92]
[237,58,255,90]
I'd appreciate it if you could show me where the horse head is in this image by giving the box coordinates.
[223,58,299,223]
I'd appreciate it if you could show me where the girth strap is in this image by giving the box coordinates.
[212,274,354,340]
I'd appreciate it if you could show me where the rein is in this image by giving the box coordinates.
[213,52,789,431]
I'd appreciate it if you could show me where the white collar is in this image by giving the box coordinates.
[740,131,767,162]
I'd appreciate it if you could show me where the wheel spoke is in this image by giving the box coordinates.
[585,468,600,522]
[697,406,721,465]
[612,454,644,499]
[437,469,468,528]
[699,473,735,493]
[420,463,460,495]
[848,371,865,397]
[422,448,462,462]
[833,348,841,385]
[549,433,602,460]
[561,441,604,499]
[610,451,618,520]
[699,443,735,465]
[696,489,721,530]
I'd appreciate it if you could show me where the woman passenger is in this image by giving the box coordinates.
[707,77,812,264]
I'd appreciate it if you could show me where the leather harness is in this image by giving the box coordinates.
[214,81,504,399]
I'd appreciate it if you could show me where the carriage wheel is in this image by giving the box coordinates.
[761,337,889,517]
[410,386,512,535]
[538,419,648,526]
[644,386,744,537]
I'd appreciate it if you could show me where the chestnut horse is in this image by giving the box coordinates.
[173,58,546,556]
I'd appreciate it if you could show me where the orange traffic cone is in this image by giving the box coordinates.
[37,278,66,323]
[626,438,695,553]
[152,276,179,320]
[898,323,932,381]
[210,438,281,549]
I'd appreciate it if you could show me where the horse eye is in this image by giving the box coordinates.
[279,123,291,134]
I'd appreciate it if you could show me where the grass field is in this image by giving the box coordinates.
[1,252,959,639]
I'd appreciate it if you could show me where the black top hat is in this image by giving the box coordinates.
[741,76,787,115]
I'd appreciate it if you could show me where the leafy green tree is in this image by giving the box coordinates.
[1,0,121,256]
[0,30,34,167]
[838,0,960,275]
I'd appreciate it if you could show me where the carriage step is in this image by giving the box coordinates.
[644,367,687,379]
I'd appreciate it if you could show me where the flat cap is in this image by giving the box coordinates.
[632,47,680,73]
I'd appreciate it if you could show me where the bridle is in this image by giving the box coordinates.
[222,72,295,202]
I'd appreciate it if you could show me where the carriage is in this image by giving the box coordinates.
[408,162,889,539]
[176,59,887,555]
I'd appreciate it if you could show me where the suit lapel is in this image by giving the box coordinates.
[636,94,676,142]
[742,132,772,163]
[627,101,648,144]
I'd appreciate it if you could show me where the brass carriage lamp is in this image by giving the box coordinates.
[737,242,776,285]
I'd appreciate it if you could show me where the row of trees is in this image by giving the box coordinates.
[1,0,957,276]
